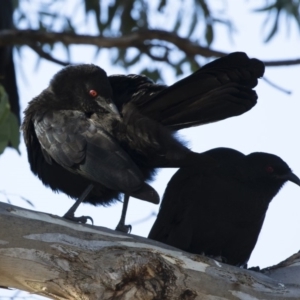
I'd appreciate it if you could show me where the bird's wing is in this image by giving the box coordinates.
[110,52,264,130]
[229,212,267,267]
[148,149,245,249]
[148,166,203,248]
[108,74,165,110]
[33,110,144,193]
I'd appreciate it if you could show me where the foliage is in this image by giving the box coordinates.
[11,0,300,81]
[254,0,300,42]
[0,85,20,154]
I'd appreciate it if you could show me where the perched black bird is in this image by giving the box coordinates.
[22,53,264,232]
[148,148,300,267]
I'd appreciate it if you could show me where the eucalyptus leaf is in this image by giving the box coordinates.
[264,10,280,42]
[0,86,20,154]
[7,113,20,152]
[158,0,167,12]
[254,0,300,42]
[187,11,198,38]
[253,3,277,13]
[0,140,8,155]
[205,24,213,46]
[84,0,102,32]
[140,68,161,82]
[105,0,122,31]
[0,86,10,124]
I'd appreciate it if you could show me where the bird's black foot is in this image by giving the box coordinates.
[63,212,94,225]
[247,266,261,272]
[208,254,227,264]
[115,222,132,233]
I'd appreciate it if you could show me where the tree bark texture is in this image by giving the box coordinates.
[0,202,299,300]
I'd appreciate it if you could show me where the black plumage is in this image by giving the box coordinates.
[22,52,264,231]
[148,148,300,267]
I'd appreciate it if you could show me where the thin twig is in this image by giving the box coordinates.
[262,77,292,95]
[130,211,157,226]
[0,190,34,207]
[29,44,70,66]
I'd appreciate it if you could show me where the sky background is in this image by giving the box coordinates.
[1,1,300,299]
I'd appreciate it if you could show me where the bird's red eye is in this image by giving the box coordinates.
[89,90,98,97]
[266,166,274,173]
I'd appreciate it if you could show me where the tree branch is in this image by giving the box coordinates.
[29,44,70,66]
[1,29,299,67]
[262,77,292,94]
[0,202,300,299]
[262,58,300,67]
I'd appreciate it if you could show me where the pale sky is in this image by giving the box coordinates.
[0,1,300,298]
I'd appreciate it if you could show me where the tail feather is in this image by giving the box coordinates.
[130,182,160,204]
[163,83,258,130]
[138,52,265,130]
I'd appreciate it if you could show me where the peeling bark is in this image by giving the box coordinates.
[0,202,300,300]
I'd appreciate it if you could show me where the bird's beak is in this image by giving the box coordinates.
[96,97,120,116]
[107,102,120,115]
[287,172,300,186]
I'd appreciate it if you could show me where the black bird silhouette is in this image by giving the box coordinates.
[22,52,264,232]
[148,148,300,267]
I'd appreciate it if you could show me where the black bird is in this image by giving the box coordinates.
[22,53,264,232]
[148,148,300,267]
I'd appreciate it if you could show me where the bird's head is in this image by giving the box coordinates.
[48,64,119,115]
[243,152,300,188]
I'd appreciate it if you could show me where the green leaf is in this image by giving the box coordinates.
[0,85,20,154]
[187,11,198,37]
[125,53,142,67]
[38,11,56,17]
[253,1,300,42]
[38,19,47,32]
[253,3,277,13]
[264,9,281,42]
[158,0,167,12]
[0,87,10,125]
[175,64,183,76]
[104,0,122,31]
[84,0,101,15]
[188,57,200,73]
[205,24,213,46]
[120,1,137,34]
[0,140,8,154]
[138,2,148,28]
[140,68,161,82]
[7,113,20,152]
[84,0,102,32]
[197,0,210,18]
[12,0,19,10]
[173,9,183,32]
[113,49,127,66]
[64,17,75,33]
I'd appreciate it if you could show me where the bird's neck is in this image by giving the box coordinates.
[236,170,285,202]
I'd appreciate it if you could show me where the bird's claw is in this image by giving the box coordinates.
[247,266,261,272]
[63,213,94,225]
[115,223,132,233]
[208,254,227,264]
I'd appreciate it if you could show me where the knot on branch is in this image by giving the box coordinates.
[110,250,182,299]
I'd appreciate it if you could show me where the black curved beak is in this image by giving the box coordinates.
[96,97,120,116]
[107,102,120,115]
[287,172,300,186]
